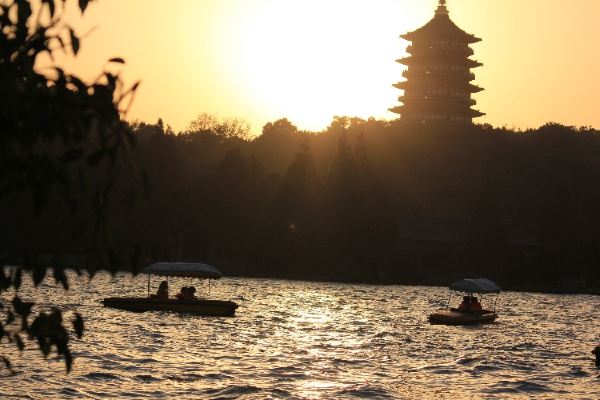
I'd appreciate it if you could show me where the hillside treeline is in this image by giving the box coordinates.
[4,116,600,291]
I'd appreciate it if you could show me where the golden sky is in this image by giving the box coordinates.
[51,0,600,134]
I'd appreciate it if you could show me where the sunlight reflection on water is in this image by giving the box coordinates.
[1,272,599,399]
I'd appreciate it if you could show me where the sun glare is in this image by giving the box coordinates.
[218,0,423,131]
[43,0,600,132]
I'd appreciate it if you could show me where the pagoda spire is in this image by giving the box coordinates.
[436,0,449,16]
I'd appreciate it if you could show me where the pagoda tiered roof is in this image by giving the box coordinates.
[397,56,482,68]
[393,80,483,94]
[390,103,485,118]
[401,5,480,44]
[390,0,484,123]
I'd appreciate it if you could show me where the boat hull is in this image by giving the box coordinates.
[103,297,238,317]
[428,309,497,325]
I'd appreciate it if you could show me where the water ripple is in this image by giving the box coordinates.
[2,273,599,399]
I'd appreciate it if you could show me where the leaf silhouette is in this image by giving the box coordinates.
[1,356,13,373]
[32,266,46,286]
[72,313,84,339]
[79,0,89,13]
[12,267,22,291]
[53,268,69,290]
[69,28,80,55]
[45,0,56,18]
[64,348,73,372]
[15,334,24,352]
[6,310,14,325]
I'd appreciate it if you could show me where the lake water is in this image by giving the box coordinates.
[2,272,599,399]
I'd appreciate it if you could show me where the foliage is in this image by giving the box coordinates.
[0,0,138,373]
[101,115,600,289]
[186,113,251,141]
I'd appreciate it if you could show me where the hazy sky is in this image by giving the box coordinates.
[50,0,600,134]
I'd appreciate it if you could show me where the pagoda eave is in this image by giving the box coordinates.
[398,56,482,68]
[395,81,484,94]
[400,95,477,107]
[389,106,403,115]
[393,105,485,119]
[401,32,481,45]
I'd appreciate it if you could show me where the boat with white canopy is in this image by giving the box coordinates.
[103,262,238,316]
[428,278,500,325]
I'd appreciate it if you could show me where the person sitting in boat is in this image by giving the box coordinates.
[458,296,470,311]
[175,287,189,300]
[188,286,197,300]
[151,280,169,300]
[469,296,482,312]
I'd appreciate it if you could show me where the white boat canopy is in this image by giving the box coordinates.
[449,278,501,294]
[143,262,223,279]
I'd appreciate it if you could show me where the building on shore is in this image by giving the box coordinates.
[391,0,484,123]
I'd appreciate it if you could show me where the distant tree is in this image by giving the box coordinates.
[253,118,306,173]
[187,112,251,140]
[464,178,509,275]
[268,141,321,269]
[261,118,299,137]
[210,149,264,266]
[0,0,139,372]
[277,141,320,221]
[352,131,397,276]
[327,116,367,133]
[323,132,362,275]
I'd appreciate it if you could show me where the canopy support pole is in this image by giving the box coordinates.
[147,274,150,298]
[446,291,452,309]
[493,293,499,312]
[208,279,211,298]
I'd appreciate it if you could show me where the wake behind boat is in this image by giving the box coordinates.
[428,278,500,325]
[103,262,238,317]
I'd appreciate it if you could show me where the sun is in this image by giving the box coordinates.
[216,0,424,131]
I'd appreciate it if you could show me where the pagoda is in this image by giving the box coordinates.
[390,0,484,123]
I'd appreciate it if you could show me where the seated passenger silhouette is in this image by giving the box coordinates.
[175,287,189,300]
[150,280,168,300]
[458,296,470,311]
[469,296,482,312]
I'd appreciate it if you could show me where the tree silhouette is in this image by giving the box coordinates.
[464,178,509,275]
[1,0,139,373]
[253,118,305,172]
[187,113,251,141]
[267,141,321,275]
